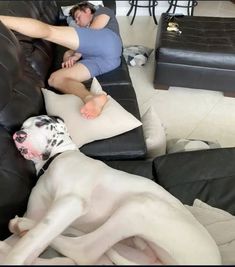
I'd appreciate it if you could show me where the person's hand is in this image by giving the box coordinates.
[62,56,77,68]
[62,53,82,68]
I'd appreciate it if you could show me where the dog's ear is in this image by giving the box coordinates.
[35,116,64,128]
[49,116,64,123]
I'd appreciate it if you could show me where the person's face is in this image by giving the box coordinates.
[74,8,93,27]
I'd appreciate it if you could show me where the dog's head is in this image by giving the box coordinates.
[13,115,70,162]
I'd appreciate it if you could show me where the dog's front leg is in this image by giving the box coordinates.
[8,217,115,265]
[3,195,87,265]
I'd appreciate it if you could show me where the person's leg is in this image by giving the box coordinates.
[0,16,108,119]
[0,16,79,51]
[48,63,107,119]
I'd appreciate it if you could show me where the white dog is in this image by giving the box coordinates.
[0,115,221,265]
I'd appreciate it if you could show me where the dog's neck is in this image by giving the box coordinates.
[34,138,78,175]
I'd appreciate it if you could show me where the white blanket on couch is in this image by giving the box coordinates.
[186,199,235,265]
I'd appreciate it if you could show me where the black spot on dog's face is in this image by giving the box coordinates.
[50,116,64,123]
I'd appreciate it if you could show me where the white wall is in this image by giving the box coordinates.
[90,0,169,15]
[116,0,194,16]
[116,0,235,17]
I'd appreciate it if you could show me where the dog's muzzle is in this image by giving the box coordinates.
[13,131,30,158]
[13,130,27,143]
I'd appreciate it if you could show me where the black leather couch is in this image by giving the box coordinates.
[1,0,235,248]
[0,0,148,239]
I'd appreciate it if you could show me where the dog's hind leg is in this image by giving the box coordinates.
[3,195,87,265]
[50,195,157,265]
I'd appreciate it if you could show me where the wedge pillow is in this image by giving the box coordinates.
[141,106,166,158]
[42,78,142,148]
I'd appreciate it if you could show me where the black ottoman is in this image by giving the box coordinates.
[154,13,235,96]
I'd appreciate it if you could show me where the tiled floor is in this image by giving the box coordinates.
[117,1,235,148]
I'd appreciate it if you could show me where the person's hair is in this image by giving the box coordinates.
[69,1,96,19]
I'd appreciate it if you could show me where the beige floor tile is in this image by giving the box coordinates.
[188,97,235,146]
[117,16,157,48]
[189,1,235,17]
[150,88,223,140]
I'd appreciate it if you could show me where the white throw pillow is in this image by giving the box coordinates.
[141,107,166,158]
[42,78,142,148]
[61,5,74,17]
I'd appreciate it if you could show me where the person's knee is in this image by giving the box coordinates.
[48,72,65,88]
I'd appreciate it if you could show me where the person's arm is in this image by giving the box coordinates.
[89,14,110,29]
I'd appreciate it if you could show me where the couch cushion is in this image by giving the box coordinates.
[81,83,147,160]
[96,56,132,86]
[153,147,235,215]
[105,160,154,180]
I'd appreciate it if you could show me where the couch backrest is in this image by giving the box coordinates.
[0,0,60,239]
[56,0,116,14]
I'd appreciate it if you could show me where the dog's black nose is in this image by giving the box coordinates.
[13,130,27,143]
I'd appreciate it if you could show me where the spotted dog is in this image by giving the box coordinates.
[1,115,221,264]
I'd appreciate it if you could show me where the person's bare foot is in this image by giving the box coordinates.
[80,94,108,119]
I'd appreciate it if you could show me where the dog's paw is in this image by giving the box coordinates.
[8,216,35,236]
